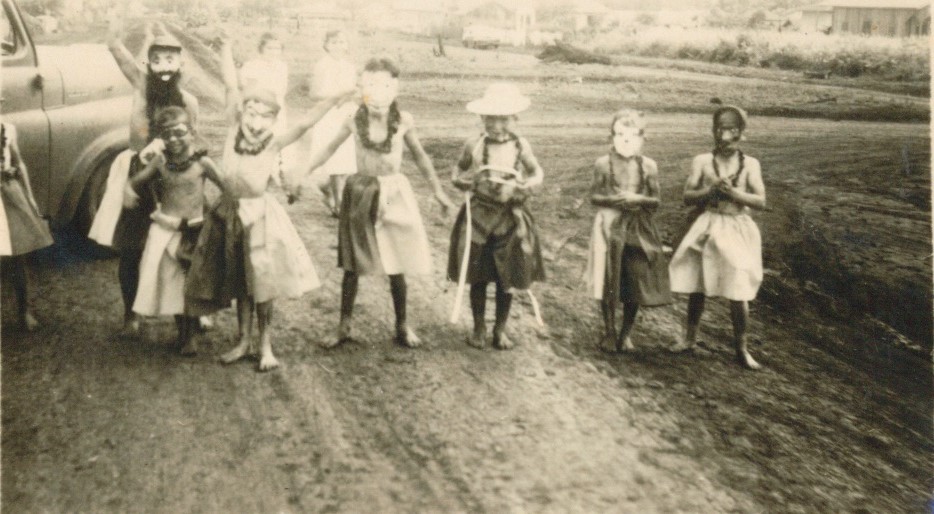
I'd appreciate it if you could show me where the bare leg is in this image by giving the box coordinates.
[618,301,639,352]
[492,281,514,350]
[118,249,143,336]
[730,300,761,370]
[391,274,420,348]
[467,282,488,348]
[178,315,199,356]
[257,301,279,371]
[599,299,617,353]
[323,270,357,348]
[600,241,622,352]
[671,293,704,352]
[11,256,37,331]
[220,296,254,363]
[330,175,347,217]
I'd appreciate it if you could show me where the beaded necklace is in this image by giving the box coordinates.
[711,149,744,187]
[234,128,273,156]
[164,149,208,173]
[355,102,401,154]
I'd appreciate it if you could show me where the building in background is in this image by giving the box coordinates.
[799,0,929,36]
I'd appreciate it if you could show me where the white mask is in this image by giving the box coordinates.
[360,72,399,110]
[612,126,643,158]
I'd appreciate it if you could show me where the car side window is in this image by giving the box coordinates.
[1,5,16,57]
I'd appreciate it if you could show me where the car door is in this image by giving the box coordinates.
[1,0,51,215]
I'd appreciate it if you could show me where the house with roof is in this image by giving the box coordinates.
[800,1,929,36]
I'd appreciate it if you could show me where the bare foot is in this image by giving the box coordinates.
[258,351,279,372]
[466,327,487,349]
[220,339,251,364]
[492,331,514,350]
[618,336,636,352]
[20,311,38,332]
[669,339,696,353]
[395,327,422,348]
[117,318,140,340]
[599,333,617,353]
[738,349,762,370]
[321,320,352,349]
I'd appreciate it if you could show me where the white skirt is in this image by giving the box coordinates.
[133,219,187,316]
[239,193,321,303]
[585,208,621,300]
[0,191,12,256]
[669,211,762,302]
[374,174,432,276]
[311,102,357,176]
[88,149,136,247]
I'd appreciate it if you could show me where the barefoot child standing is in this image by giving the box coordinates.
[448,83,546,350]
[586,109,670,353]
[668,105,766,370]
[0,122,54,331]
[291,58,454,349]
[126,107,223,354]
[185,38,347,371]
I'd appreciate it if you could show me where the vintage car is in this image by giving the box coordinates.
[2,0,132,237]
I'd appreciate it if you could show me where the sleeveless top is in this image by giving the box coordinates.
[461,133,528,203]
[347,110,409,176]
[222,127,279,199]
[703,151,749,216]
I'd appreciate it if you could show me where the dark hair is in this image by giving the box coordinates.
[153,106,190,130]
[363,57,400,78]
[713,105,747,132]
[258,32,281,53]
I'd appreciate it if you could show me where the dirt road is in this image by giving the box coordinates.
[2,22,931,513]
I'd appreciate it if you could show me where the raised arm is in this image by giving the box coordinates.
[403,118,454,213]
[451,139,476,191]
[124,153,163,208]
[272,90,354,151]
[219,39,241,125]
[107,15,145,89]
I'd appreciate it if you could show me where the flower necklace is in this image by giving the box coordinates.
[234,128,273,156]
[481,132,522,170]
[163,149,208,173]
[355,102,401,154]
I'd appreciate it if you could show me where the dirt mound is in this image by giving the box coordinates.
[537,42,611,66]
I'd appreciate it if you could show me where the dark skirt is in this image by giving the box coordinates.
[184,195,252,316]
[111,155,154,252]
[1,175,53,255]
[337,174,381,274]
[605,211,671,307]
[447,196,545,291]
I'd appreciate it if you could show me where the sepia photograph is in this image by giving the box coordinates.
[0,0,930,511]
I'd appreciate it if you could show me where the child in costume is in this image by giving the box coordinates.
[585,109,670,353]
[668,105,766,370]
[89,18,199,337]
[185,38,349,371]
[448,83,546,350]
[0,122,54,331]
[126,107,223,355]
[290,58,454,349]
[309,29,358,217]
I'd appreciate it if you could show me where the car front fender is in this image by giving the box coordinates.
[52,125,129,229]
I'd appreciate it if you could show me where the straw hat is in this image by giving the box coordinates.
[466,83,530,116]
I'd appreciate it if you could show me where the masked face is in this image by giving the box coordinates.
[240,100,277,142]
[261,40,283,60]
[612,123,643,158]
[360,71,398,115]
[159,122,193,157]
[148,49,182,82]
[482,115,516,141]
[714,110,744,154]
[325,33,348,56]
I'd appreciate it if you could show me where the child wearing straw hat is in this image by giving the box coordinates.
[668,105,766,370]
[448,82,546,350]
[586,109,671,354]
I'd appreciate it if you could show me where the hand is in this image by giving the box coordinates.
[435,190,455,216]
[150,151,167,168]
[286,184,302,205]
[611,191,638,209]
[139,139,165,164]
